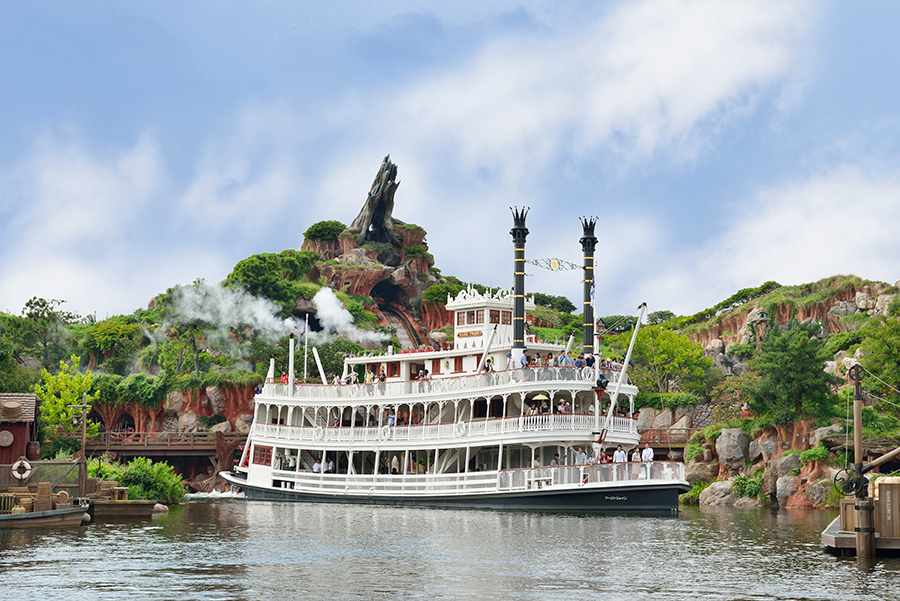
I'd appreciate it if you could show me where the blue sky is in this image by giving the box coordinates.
[2,1,899,322]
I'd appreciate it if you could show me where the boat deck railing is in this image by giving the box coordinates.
[265,366,629,401]
[254,412,637,444]
[269,461,685,497]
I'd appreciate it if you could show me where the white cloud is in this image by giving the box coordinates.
[633,164,900,315]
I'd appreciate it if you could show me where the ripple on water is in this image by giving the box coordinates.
[1,502,899,600]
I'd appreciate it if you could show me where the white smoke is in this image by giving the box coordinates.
[164,281,385,348]
[309,287,388,345]
[168,282,301,347]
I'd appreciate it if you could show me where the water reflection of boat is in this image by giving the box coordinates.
[222,212,689,512]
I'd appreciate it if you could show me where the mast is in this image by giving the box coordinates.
[509,207,530,364]
[580,217,598,358]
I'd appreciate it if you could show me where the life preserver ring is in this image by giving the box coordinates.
[380,425,391,441]
[432,379,443,393]
[12,459,32,481]
[348,384,359,397]
[581,366,593,381]
[455,420,467,437]
[313,425,324,441]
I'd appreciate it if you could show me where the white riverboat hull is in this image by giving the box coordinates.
[221,463,689,514]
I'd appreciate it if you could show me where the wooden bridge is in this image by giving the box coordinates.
[85,431,247,459]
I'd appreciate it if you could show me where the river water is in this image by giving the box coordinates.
[1,499,899,601]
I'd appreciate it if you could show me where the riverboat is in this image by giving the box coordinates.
[222,212,690,513]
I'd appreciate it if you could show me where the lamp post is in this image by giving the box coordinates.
[67,393,90,498]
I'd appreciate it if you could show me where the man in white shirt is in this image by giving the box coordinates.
[641,443,654,479]
[612,444,626,480]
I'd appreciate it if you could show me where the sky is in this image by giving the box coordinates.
[2,1,899,323]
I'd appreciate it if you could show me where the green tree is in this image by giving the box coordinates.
[224,250,319,312]
[608,325,712,396]
[33,355,101,440]
[861,316,900,402]
[648,310,675,325]
[12,297,77,370]
[0,335,39,392]
[599,314,638,334]
[745,320,841,424]
[82,316,141,374]
[303,220,347,241]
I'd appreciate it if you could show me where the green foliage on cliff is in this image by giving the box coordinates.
[861,315,900,403]
[634,392,702,411]
[403,245,433,263]
[394,222,425,233]
[225,250,319,312]
[674,281,781,328]
[0,335,39,392]
[744,320,841,424]
[303,220,346,241]
[731,469,764,498]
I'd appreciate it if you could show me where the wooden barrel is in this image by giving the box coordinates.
[26,441,41,460]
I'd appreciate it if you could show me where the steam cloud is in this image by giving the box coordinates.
[165,282,386,348]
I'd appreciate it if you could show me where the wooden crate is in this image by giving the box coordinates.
[877,482,900,539]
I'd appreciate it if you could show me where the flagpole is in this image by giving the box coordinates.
[303,312,309,382]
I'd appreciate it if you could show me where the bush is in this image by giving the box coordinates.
[731,470,764,498]
[635,392,701,411]
[680,480,711,505]
[88,455,185,504]
[685,440,703,462]
[304,220,346,241]
[726,342,755,361]
[799,443,831,464]
[404,245,434,262]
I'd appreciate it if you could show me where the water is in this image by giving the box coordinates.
[1,500,899,600]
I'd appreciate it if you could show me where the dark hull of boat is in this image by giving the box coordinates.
[0,506,88,529]
[221,472,688,514]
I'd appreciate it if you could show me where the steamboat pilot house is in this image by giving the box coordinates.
[233,283,652,507]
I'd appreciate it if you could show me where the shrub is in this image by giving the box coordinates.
[404,245,434,262]
[304,220,346,241]
[799,443,831,465]
[726,342,755,361]
[731,470,764,498]
[685,440,703,462]
[680,480,712,505]
[119,456,186,504]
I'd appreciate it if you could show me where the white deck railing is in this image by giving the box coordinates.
[265,366,628,401]
[268,461,685,497]
[253,412,636,444]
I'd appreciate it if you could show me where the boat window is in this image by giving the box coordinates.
[457,312,465,326]
[431,359,441,375]
[467,310,476,325]
[454,357,463,372]
[387,362,400,377]
[501,311,512,325]
[489,310,500,324]
[252,445,273,466]
[476,309,484,324]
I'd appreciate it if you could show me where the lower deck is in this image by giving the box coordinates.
[226,460,688,513]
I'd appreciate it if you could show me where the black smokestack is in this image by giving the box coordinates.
[510,207,530,360]
[580,216,598,357]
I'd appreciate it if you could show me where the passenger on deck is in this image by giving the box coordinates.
[280,372,288,384]
[481,358,494,373]
[550,453,560,466]
[313,459,322,473]
[569,445,587,465]
[546,353,556,367]
[612,445,626,463]
[387,409,396,426]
